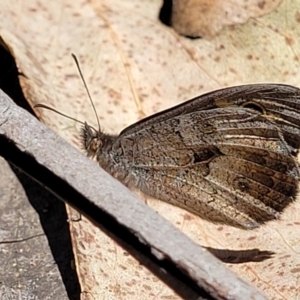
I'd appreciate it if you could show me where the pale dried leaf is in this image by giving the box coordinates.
[171,0,282,38]
[0,0,300,299]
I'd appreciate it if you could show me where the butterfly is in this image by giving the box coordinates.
[81,84,300,229]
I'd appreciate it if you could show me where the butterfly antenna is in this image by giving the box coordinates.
[34,104,84,126]
[71,53,101,133]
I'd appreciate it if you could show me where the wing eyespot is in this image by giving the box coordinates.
[241,101,265,114]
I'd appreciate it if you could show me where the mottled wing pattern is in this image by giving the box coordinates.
[114,85,300,229]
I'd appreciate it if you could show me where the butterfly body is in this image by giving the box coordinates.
[81,84,300,229]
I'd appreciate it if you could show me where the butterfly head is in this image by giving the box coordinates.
[81,122,103,158]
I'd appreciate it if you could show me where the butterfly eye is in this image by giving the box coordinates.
[241,101,265,114]
[85,137,102,158]
[90,138,102,153]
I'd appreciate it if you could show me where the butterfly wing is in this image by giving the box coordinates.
[214,84,300,152]
[112,85,300,229]
[122,84,300,153]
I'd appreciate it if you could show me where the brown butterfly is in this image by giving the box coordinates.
[81,84,300,229]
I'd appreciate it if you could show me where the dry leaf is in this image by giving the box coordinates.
[0,0,300,299]
[171,0,282,38]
